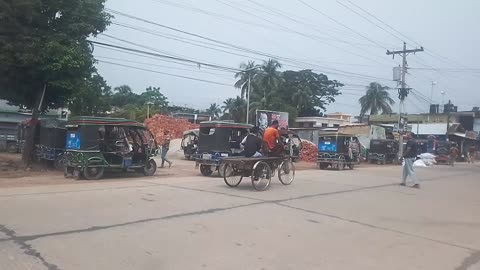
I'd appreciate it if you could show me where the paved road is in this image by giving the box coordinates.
[0,164,479,270]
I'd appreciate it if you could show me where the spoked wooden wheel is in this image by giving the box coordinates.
[251,161,272,191]
[278,160,295,185]
[223,163,243,187]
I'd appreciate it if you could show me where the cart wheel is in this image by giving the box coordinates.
[251,161,271,191]
[83,166,104,180]
[143,159,157,176]
[278,160,295,185]
[200,165,213,176]
[6,142,17,153]
[223,163,243,187]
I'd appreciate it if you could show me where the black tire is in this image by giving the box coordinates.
[278,160,295,185]
[223,163,243,187]
[319,162,329,170]
[337,160,345,171]
[6,142,17,153]
[200,165,213,176]
[143,159,157,176]
[251,161,271,191]
[54,156,65,171]
[83,166,104,180]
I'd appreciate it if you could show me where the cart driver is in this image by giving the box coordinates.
[263,120,284,157]
[241,127,263,157]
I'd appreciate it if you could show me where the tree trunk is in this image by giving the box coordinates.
[22,84,46,168]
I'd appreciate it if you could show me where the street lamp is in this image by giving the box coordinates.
[430,81,437,103]
[146,101,154,119]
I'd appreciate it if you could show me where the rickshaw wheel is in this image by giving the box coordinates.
[278,160,295,185]
[337,159,345,171]
[223,163,243,187]
[319,162,329,170]
[83,166,104,180]
[251,161,271,191]
[54,156,65,171]
[200,165,213,176]
[143,159,157,176]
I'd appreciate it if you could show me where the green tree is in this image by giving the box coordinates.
[0,0,111,165]
[359,82,395,116]
[68,73,112,116]
[111,85,138,108]
[206,103,222,119]
[256,59,284,103]
[138,86,169,115]
[234,61,259,99]
[222,97,246,123]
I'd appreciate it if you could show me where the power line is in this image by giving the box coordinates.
[97,60,233,86]
[107,9,392,82]
[296,0,388,50]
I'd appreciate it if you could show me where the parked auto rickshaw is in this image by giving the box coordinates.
[181,129,199,160]
[435,141,452,165]
[280,129,302,162]
[64,116,158,180]
[368,139,399,165]
[195,121,252,176]
[318,132,358,170]
[37,119,67,169]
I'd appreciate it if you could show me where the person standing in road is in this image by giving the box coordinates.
[160,130,172,168]
[401,132,420,188]
[449,143,459,167]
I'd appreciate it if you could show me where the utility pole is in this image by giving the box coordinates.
[246,74,251,124]
[387,42,424,158]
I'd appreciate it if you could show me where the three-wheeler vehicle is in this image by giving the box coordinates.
[181,129,199,160]
[368,139,399,165]
[64,116,158,180]
[317,132,359,170]
[195,121,252,176]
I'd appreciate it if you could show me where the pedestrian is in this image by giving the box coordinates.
[468,145,476,164]
[449,143,459,167]
[401,132,420,188]
[160,130,172,168]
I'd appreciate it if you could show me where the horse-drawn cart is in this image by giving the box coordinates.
[221,156,295,191]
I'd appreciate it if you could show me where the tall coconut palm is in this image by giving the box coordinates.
[257,59,283,100]
[234,61,259,99]
[359,82,395,116]
[206,103,221,119]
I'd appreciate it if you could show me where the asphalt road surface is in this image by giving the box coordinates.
[0,164,479,270]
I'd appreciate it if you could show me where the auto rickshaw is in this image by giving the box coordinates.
[435,141,452,165]
[318,132,359,170]
[280,129,302,162]
[195,121,252,176]
[64,116,158,180]
[368,139,399,165]
[181,129,199,160]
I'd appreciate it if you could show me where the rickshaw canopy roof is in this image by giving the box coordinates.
[67,116,144,128]
[199,121,253,129]
[183,129,199,136]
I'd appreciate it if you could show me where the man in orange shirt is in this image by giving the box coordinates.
[263,120,284,157]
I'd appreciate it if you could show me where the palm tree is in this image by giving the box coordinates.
[206,103,221,119]
[359,82,395,116]
[234,61,259,99]
[256,59,284,102]
[222,96,246,123]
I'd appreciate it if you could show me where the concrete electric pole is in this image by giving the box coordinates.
[386,42,424,157]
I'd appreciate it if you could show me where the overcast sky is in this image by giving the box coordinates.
[93,0,480,115]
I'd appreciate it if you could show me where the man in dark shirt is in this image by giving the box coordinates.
[401,132,420,188]
[241,127,263,157]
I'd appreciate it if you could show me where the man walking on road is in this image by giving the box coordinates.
[160,130,172,168]
[401,132,420,188]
